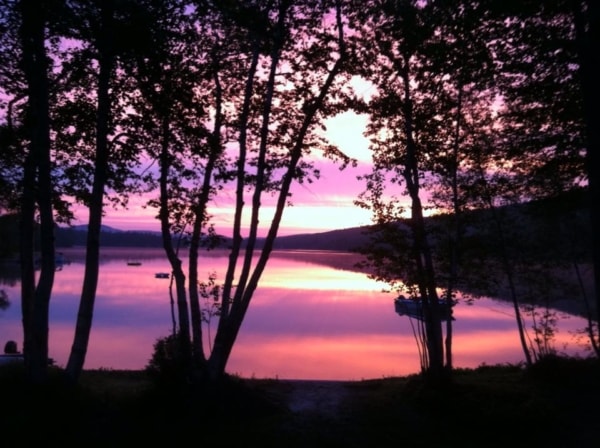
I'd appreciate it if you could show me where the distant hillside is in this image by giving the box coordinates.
[55,225,372,251]
[56,226,163,248]
[70,224,124,233]
[53,187,591,254]
[272,227,371,251]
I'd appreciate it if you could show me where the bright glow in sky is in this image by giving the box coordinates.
[80,111,377,236]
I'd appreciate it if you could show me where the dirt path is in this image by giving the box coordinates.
[275,380,350,418]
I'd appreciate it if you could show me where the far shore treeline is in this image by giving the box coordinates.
[0,187,590,255]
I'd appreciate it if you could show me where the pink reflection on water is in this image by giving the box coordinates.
[0,248,592,379]
[229,334,423,380]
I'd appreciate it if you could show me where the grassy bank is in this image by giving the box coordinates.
[1,357,599,447]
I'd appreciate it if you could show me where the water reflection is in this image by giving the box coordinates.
[0,248,591,380]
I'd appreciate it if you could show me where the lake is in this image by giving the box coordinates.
[0,247,591,380]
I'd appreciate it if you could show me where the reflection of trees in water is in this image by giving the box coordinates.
[63,247,369,272]
[58,247,167,264]
[270,250,370,274]
[0,248,369,300]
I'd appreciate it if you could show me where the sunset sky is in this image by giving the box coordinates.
[83,111,386,236]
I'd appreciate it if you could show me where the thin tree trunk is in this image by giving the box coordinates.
[65,1,114,383]
[19,0,55,383]
[400,62,445,379]
[445,84,464,371]
[480,177,533,367]
[19,149,36,370]
[158,113,192,373]
[188,59,224,366]
[188,220,206,365]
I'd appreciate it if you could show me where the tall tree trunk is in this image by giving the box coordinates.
[444,84,464,370]
[65,1,115,383]
[188,220,206,365]
[478,169,533,366]
[188,61,224,367]
[19,148,36,370]
[19,0,55,384]
[572,0,600,330]
[188,148,219,367]
[400,63,445,380]
[158,114,192,374]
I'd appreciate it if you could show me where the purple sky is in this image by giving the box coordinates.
[80,111,386,236]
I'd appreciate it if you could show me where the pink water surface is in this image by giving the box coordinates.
[0,248,590,380]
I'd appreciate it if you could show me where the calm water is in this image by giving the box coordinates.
[0,248,591,380]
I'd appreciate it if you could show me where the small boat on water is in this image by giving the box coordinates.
[155,272,170,279]
[127,260,142,266]
[394,295,454,321]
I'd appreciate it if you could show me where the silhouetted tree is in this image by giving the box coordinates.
[350,0,494,380]
[63,0,120,383]
[127,0,224,378]
[62,0,156,383]
[2,0,144,384]
[17,0,58,383]
[571,0,600,347]
[418,0,498,370]
[487,0,597,356]
[136,0,349,384]
[205,0,348,382]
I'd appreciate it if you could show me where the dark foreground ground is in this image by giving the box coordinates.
[2,357,599,447]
